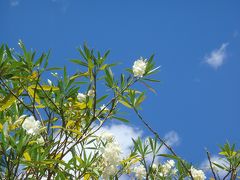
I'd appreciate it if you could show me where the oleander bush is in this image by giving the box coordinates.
[0,41,239,179]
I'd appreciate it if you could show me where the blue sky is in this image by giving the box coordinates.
[1,0,240,167]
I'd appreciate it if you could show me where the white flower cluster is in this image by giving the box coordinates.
[159,160,177,177]
[100,132,114,142]
[190,167,206,180]
[87,89,95,96]
[133,164,146,180]
[132,57,147,77]
[36,136,45,144]
[77,93,86,102]
[22,116,41,136]
[77,89,95,102]
[101,139,122,179]
[20,115,45,145]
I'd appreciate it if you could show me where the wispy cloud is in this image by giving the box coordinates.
[51,0,69,13]
[157,131,180,157]
[61,123,180,164]
[233,30,239,38]
[204,43,228,69]
[9,0,20,6]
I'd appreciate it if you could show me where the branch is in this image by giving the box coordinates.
[133,107,194,180]
[206,150,218,180]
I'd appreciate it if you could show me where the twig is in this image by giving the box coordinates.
[206,150,218,180]
[133,107,194,180]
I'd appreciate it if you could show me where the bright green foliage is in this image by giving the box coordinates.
[0,41,239,179]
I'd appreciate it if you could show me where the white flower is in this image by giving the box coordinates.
[22,116,41,135]
[190,167,206,180]
[160,160,175,177]
[87,89,95,96]
[36,136,45,145]
[101,141,122,179]
[152,163,158,170]
[102,165,118,179]
[100,132,114,142]
[133,165,146,180]
[101,142,121,166]
[47,79,52,86]
[166,160,175,168]
[100,104,109,111]
[132,57,147,77]
[172,168,178,175]
[51,72,58,77]
[77,93,86,102]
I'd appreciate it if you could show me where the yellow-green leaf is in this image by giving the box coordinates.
[73,102,87,109]
[27,86,41,104]
[55,153,62,160]
[219,151,237,156]
[0,89,23,111]
[84,174,91,180]
[23,152,31,161]
[51,126,62,129]
[119,100,132,109]
[39,85,59,91]
[28,85,59,91]
[66,120,75,128]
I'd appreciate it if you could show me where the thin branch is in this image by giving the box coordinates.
[206,150,218,180]
[133,107,194,180]
[223,170,231,180]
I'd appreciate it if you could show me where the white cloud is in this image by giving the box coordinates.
[164,131,180,146]
[98,124,180,158]
[204,43,228,69]
[61,123,180,163]
[96,123,143,157]
[200,155,229,179]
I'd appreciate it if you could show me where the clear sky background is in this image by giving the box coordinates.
[1,0,240,168]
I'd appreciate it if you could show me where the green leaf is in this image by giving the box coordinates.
[70,59,88,67]
[142,78,160,82]
[46,67,63,71]
[112,116,129,123]
[158,154,181,161]
[135,92,145,107]
[96,95,108,104]
[105,68,114,88]
[140,80,157,94]
[119,99,132,109]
